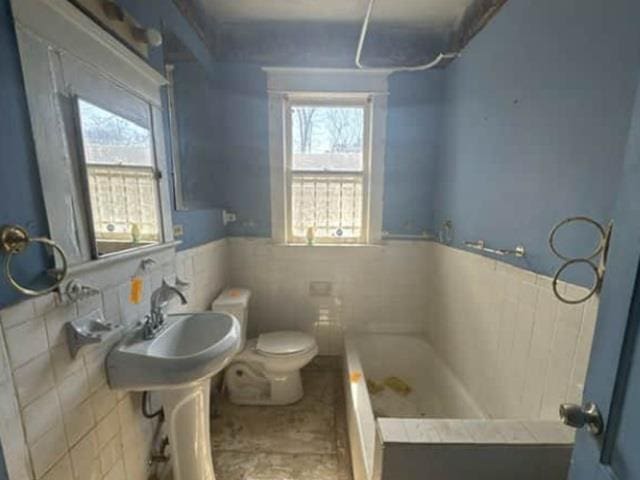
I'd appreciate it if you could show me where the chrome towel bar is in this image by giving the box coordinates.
[464,240,526,258]
[381,232,435,241]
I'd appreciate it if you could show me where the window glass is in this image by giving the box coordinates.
[77,98,161,257]
[289,103,367,243]
[291,106,364,171]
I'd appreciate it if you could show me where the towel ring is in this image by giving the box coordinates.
[1,225,68,296]
[548,217,612,305]
[548,216,606,261]
[552,259,600,305]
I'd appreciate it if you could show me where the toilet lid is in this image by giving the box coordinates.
[256,331,316,356]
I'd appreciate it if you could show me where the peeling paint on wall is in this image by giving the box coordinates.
[450,0,509,51]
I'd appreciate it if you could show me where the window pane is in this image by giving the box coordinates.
[291,106,364,171]
[77,99,161,256]
[291,174,363,240]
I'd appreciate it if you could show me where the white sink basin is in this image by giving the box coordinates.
[107,312,241,391]
[107,311,241,480]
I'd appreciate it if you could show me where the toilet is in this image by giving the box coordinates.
[211,288,318,405]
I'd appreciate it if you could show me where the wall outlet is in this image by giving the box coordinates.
[173,225,184,238]
[223,210,237,225]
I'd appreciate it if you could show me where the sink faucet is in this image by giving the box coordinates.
[143,280,188,339]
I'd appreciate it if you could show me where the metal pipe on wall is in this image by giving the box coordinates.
[355,0,461,72]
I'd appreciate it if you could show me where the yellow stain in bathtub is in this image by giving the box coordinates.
[366,379,385,395]
[350,371,362,383]
[383,376,412,396]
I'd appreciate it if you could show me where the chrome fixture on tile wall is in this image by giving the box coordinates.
[381,232,435,241]
[464,240,526,258]
[65,279,101,303]
[66,309,120,357]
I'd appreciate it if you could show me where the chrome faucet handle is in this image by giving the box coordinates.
[142,314,155,340]
[144,280,189,340]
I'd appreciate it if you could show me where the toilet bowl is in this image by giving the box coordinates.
[211,289,318,405]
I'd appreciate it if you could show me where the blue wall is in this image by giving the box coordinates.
[384,71,446,235]
[172,60,226,209]
[211,0,640,287]
[3,0,640,307]
[0,0,225,307]
[117,0,227,250]
[0,0,50,308]
[219,64,448,238]
[433,0,640,284]
[218,64,271,237]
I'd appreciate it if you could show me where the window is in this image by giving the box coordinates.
[265,68,389,245]
[76,99,162,257]
[286,98,371,244]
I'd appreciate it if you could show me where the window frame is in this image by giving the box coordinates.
[73,96,165,259]
[265,67,390,247]
[284,95,373,245]
[10,0,175,271]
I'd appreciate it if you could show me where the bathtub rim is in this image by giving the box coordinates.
[343,331,576,476]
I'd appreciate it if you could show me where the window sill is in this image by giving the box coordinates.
[67,240,181,276]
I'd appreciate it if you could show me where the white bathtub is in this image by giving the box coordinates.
[344,333,575,480]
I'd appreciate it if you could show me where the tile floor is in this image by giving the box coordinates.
[209,356,352,480]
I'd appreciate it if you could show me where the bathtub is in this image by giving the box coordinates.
[344,333,575,480]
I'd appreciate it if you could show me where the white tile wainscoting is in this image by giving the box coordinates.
[228,238,433,355]
[229,238,598,420]
[425,242,598,420]
[0,236,598,480]
[0,239,228,480]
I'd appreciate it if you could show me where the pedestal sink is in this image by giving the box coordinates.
[107,312,241,480]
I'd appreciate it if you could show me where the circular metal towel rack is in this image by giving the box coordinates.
[0,225,68,296]
[548,216,612,304]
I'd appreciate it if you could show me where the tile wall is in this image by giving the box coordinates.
[0,235,599,479]
[0,239,228,480]
[425,243,598,420]
[229,238,598,419]
[228,238,432,355]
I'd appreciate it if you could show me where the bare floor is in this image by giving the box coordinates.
[209,357,352,480]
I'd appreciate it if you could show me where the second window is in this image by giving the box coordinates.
[286,96,371,244]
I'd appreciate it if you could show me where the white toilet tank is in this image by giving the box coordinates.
[211,288,251,347]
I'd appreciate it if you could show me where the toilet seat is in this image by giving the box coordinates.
[256,331,316,357]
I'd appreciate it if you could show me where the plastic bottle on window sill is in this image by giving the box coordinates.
[306,227,315,246]
[131,223,141,244]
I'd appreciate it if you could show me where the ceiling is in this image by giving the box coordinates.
[190,0,476,29]
[172,0,507,67]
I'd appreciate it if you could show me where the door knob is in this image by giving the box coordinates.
[559,402,604,435]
